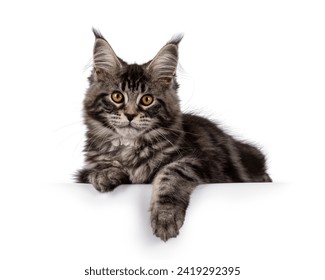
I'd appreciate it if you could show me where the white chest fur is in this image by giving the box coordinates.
[110,138,150,184]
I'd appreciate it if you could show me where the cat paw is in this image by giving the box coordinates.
[150,204,185,241]
[88,170,120,192]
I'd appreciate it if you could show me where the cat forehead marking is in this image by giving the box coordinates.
[119,64,148,93]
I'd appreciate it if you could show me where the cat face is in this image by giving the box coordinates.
[84,30,182,138]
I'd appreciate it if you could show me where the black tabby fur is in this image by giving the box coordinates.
[76,29,271,241]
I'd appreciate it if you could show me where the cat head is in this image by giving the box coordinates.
[84,29,183,138]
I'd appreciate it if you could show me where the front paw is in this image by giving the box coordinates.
[150,204,186,241]
[88,169,121,192]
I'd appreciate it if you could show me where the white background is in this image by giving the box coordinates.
[0,1,324,279]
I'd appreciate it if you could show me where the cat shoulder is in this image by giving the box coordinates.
[182,113,222,132]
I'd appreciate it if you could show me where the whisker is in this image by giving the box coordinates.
[56,130,83,149]
[154,129,183,158]
[52,121,83,133]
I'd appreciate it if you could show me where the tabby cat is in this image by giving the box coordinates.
[76,29,272,241]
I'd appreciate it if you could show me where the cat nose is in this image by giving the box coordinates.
[125,113,136,122]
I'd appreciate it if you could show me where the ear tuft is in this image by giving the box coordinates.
[166,33,184,46]
[92,28,106,41]
[92,29,122,77]
[147,34,183,82]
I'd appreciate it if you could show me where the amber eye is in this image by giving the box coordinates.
[111,92,124,104]
[140,95,154,106]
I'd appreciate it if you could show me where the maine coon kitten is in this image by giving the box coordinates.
[76,29,272,241]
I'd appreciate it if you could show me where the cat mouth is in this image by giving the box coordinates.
[118,123,141,130]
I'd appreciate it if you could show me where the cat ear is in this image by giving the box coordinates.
[92,28,122,78]
[147,34,183,84]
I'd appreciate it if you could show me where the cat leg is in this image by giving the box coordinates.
[150,159,199,241]
[76,166,130,192]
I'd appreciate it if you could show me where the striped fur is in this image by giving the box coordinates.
[76,30,272,241]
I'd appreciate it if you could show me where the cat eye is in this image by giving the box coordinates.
[111,92,124,104]
[140,95,154,106]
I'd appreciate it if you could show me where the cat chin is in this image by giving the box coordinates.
[116,126,142,139]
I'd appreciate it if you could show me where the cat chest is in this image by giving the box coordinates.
[111,144,152,184]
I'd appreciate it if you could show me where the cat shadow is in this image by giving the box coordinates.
[134,185,158,243]
[75,183,212,245]
[102,183,157,242]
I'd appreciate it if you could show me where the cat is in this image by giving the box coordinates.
[76,29,272,241]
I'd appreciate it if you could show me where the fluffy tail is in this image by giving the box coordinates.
[235,141,272,182]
